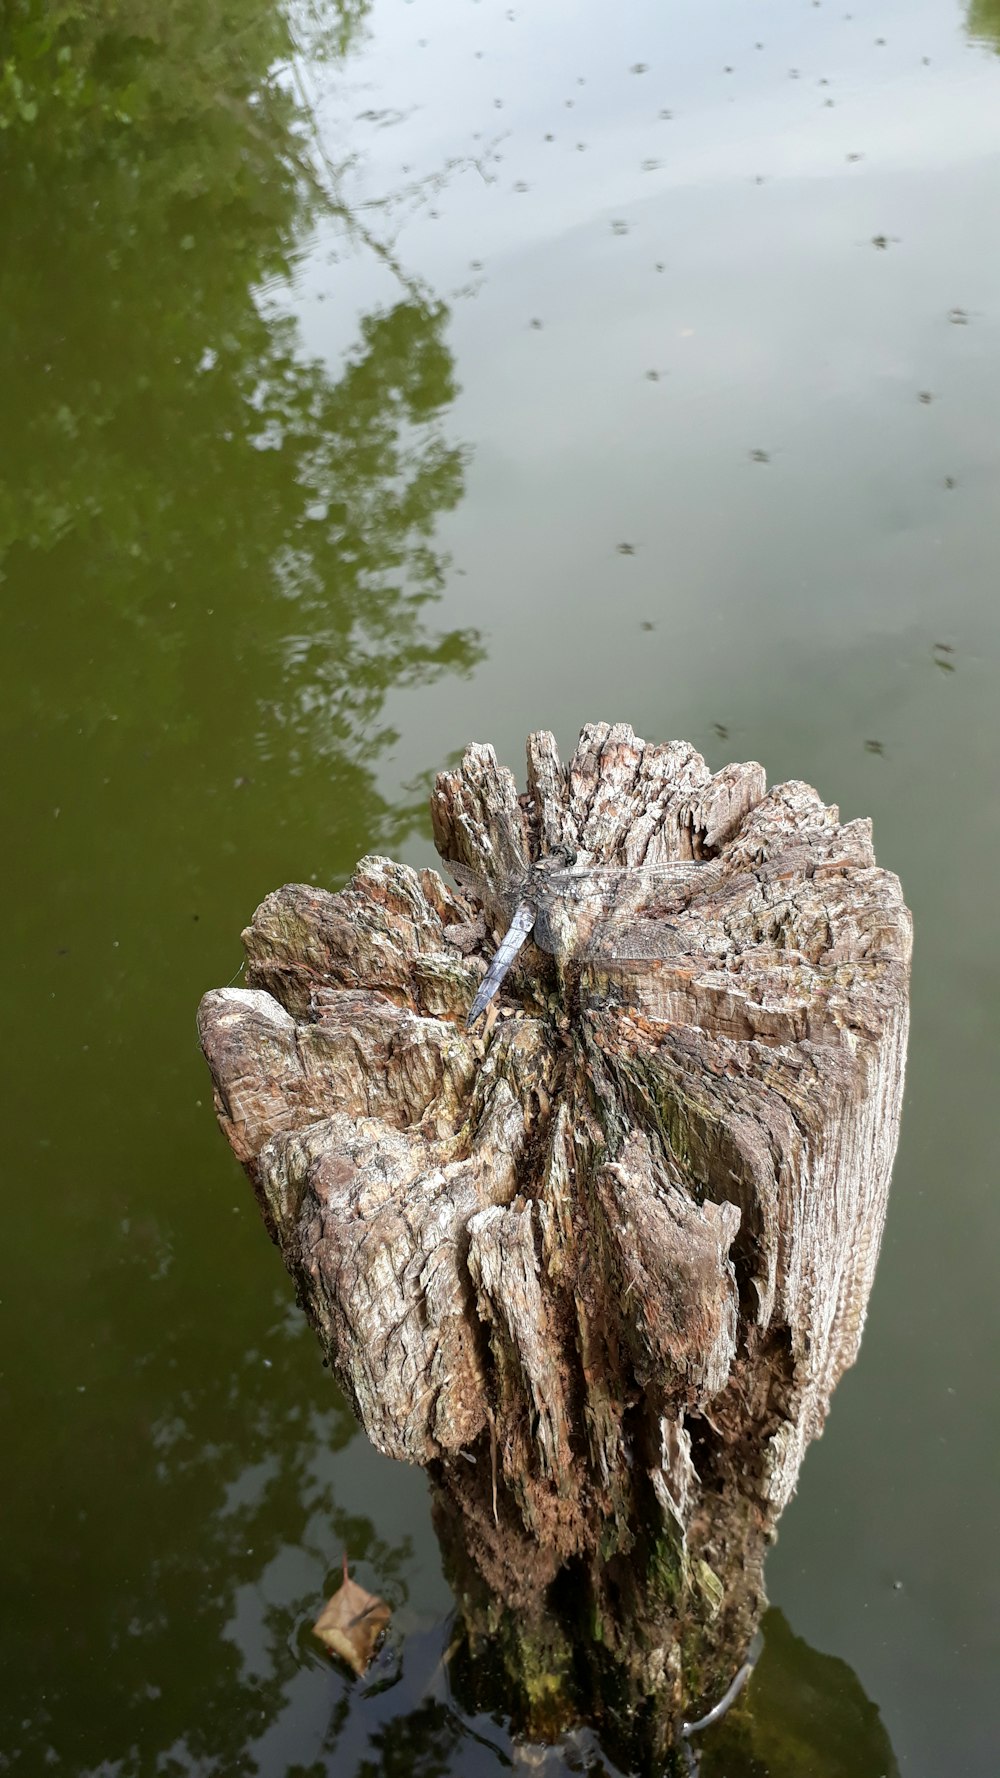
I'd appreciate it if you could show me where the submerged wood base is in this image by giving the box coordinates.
[199,723,911,1769]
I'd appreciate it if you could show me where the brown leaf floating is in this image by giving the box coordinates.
[312,1554,391,1675]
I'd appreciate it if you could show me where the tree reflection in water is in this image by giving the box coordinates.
[0,3,904,1774]
[967,1,1000,49]
[696,1609,900,1778]
[0,1,480,1774]
[0,0,481,860]
[279,1601,903,1778]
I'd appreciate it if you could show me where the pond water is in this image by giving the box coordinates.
[3,1,999,1773]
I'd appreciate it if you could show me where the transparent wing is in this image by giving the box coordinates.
[543,861,707,890]
[446,858,704,966]
[534,861,705,947]
[587,917,683,962]
[443,859,524,922]
[447,858,704,904]
[537,863,708,921]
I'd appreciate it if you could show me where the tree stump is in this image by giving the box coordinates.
[198,723,911,1770]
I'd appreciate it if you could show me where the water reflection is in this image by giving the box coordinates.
[698,1610,899,1778]
[3,0,996,1769]
[967,1,1000,49]
[2,1261,425,1776]
[0,0,480,852]
[283,1604,902,1778]
[1,2,477,1772]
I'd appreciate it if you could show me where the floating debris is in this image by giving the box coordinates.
[313,1557,391,1675]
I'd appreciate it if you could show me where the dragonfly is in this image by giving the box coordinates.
[445,853,707,1026]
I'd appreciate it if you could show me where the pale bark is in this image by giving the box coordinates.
[198,723,911,1769]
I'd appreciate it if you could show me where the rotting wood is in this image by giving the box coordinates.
[198,722,911,1771]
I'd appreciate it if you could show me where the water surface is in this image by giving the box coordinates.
[3,1,999,1772]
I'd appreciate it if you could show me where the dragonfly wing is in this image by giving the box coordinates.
[589,917,682,961]
[444,859,494,898]
[467,900,536,1025]
[444,859,522,924]
[543,861,706,888]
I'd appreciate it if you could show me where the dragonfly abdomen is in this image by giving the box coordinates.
[466,899,536,1026]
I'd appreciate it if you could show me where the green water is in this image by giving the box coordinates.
[3,1,999,1772]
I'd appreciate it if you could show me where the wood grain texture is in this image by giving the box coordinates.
[199,723,911,1765]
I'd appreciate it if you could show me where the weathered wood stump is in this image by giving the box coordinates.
[198,723,911,1770]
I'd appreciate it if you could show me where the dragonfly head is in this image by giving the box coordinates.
[542,843,577,871]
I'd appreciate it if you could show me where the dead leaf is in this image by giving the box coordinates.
[312,1555,391,1674]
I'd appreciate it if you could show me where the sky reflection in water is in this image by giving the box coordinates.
[2,0,999,1773]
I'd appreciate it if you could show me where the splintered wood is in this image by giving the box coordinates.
[198,723,911,1762]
